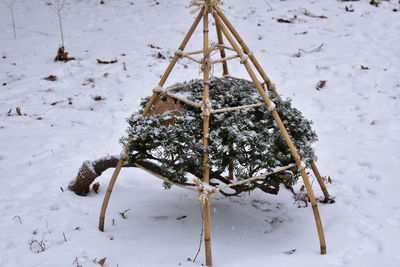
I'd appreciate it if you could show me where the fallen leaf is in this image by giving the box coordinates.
[44,75,57,81]
[156,52,166,59]
[92,182,100,194]
[93,95,105,101]
[148,44,161,49]
[97,257,107,266]
[361,65,369,70]
[316,80,327,90]
[276,15,297,23]
[97,58,117,64]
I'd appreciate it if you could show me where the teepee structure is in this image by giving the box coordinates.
[98,1,332,265]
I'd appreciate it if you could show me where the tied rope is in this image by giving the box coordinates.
[189,0,223,14]
[201,98,212,119]
[193,178,220,205]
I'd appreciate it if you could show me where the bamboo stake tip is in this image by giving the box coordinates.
[321,246,327,254]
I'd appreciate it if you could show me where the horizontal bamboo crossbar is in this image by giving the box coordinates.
[165,92,202,108]
[219,163,296,190]
[183,54,204,64]
[134,163,199,192]
[210,102,266,114]
[211,54,239,64]
[135,162,295,195]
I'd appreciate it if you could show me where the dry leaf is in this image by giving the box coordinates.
[16,107,22,116]
[92,182,100,194]
[97,257,107,266]
[361,65,369,70]
[277,15,297,23]
[54,46,75,62]
[148,44,161,49]
[303,9,327,19]
[300,185,305,191]
[93,95,105,101]
[156,52,166,59]
[97,58,117,64]
[44,75,57,81]
[316,80,327,90]
[345,5,355,12]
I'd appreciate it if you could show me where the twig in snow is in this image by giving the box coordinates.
[1,0,17,39]
[119,209,131,219]
[96,58,118,64]
[29,239,46,253]
[303,9,327,19]
[13,215,22,224]
[73,257,83,267]
[264,0,273,11]
[193,207,204,263]
[293,44,324,57]
[45,0,66,47]
[276,15,297,24]
[63,232,67,242]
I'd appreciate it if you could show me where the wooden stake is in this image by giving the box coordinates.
[310,161,333,203]
[202,7,213,267]
[215,21,229,76]
[98,8,204,232]
[99,156,125,231]
[214,6,278,96]
[212,10,327,255]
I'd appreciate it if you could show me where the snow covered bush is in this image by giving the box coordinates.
[122,77,318,196]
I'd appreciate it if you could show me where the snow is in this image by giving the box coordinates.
[1,0,400,267]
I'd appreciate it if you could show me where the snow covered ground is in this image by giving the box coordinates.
[1,0,400,266]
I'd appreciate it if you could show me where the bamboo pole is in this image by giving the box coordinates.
[202,6,213,267]
[214,6,278,96]
[211,54,239,65]
[212,10,327,255]
[99,156,125,231]
[215,21,229,75]
[210,102,265,114]
[98,8,205,232]
[310,161,333,203]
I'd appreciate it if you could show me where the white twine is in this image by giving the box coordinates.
[297,161,307,172]
[201,98,212,118]
[174,49,184,58]
[153,85,163,94]
[193,177,220,205]
[268,101,276,112]
[189,0,223,14]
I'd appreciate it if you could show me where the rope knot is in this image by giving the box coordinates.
[201,98,212,118]
[153,85,164,94]
[297,161,306,172]
[174,49,184,58]
[193,178,219,205]
[267,100,276,112]
[189,0,223,14]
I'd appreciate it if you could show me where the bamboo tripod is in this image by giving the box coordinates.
[98,1,332,266]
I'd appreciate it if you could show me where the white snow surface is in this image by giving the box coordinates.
[1,0,400,266]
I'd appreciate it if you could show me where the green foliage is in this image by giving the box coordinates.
[122,77,317,195]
